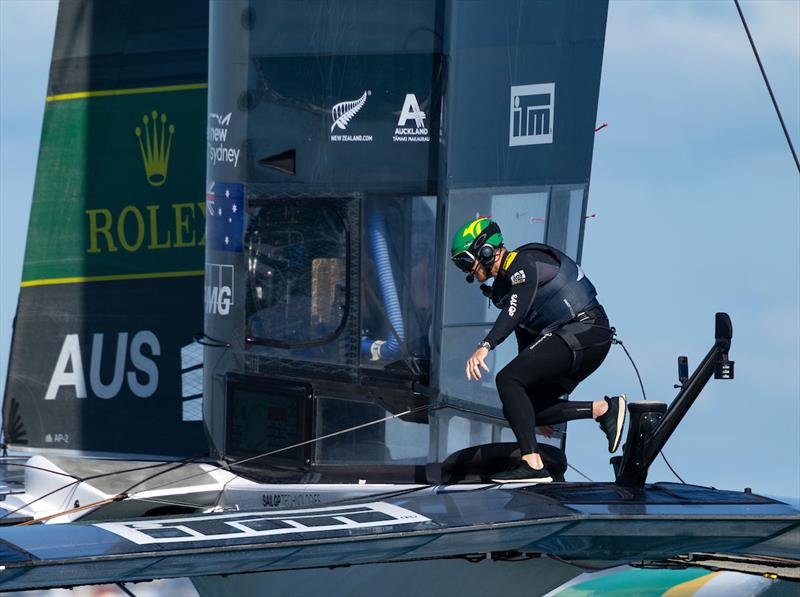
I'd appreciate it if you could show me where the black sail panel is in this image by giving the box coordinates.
[2,0,209,456]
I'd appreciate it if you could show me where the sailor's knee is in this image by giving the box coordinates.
[495,366,514,395]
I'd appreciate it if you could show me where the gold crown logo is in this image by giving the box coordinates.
[135,110,175,187]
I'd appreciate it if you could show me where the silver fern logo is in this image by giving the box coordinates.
[330,91,367,131]
[330,91,373,142]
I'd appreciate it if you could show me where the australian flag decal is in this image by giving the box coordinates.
[207,181,244,252]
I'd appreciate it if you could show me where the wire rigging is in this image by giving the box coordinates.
[6,326,704,517]
[7,404,436,525]
[2,454,208,523]
[611,336,687,484]
[133,404,434,497]
[567,463,594,483]
[733,0,800,174]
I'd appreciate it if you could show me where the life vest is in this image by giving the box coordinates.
[510,243,598,333]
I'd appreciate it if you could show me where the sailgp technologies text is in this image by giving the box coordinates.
[95,502,431,545]
[262,493,322,508]
[208,111,240,167]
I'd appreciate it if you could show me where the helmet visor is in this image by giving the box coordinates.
[452,250,476,273]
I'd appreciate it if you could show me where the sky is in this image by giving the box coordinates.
[1,1,798,499]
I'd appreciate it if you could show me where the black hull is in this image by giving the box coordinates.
[0,482,797,591]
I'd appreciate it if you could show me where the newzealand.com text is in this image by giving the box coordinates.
[330,134,373,142]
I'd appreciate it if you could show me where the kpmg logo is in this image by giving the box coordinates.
[135,110,175,186]
[330,91,372,142]
[205,263,234,316]
[509,83,555,146]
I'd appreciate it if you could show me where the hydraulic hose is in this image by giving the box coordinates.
[362,210,405,360]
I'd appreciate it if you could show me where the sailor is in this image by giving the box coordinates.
[451,218,626,483]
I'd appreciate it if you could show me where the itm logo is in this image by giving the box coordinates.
[509,83,555,147]
[205,263,234,316]
[135,110,175,186]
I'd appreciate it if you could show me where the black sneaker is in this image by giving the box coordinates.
[491,462,552,484]
[597,394,627,453]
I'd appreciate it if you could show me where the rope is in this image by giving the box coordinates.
[5,454,208,523]
[14,457,206,526]
[116,583,138,597]
[733,0,799,174]
[17,495,124,526]
[567,463,594,483]
[0,460,82,480]
[129,495,217,510]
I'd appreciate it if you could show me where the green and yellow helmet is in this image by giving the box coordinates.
[451,217,503,272]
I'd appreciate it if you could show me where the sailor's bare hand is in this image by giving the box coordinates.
[466,346,490,381]
[537,425,555,438]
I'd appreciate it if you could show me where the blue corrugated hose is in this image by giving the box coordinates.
[361,210,405,360]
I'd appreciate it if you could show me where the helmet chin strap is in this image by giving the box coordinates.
[466,273,475,283]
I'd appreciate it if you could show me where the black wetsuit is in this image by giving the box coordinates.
[483,246,613,455]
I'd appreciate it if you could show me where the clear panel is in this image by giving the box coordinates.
[491,192,549,250]
[565,188,586,260]
[546,185,586,259]
[314,397,429,464]
[429,404,563,462]
[246,203,347,345]
[443,188,549,326]
[439,187,549,412]
[499,427,516,442]
[428,407,512,462]
[360,197,436,369]
[439,325,502,409]
[444,415,493,456]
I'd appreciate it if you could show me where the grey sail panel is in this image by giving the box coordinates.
[47,0,208,95]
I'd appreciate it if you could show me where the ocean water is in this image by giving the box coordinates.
[12,578,198,597]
